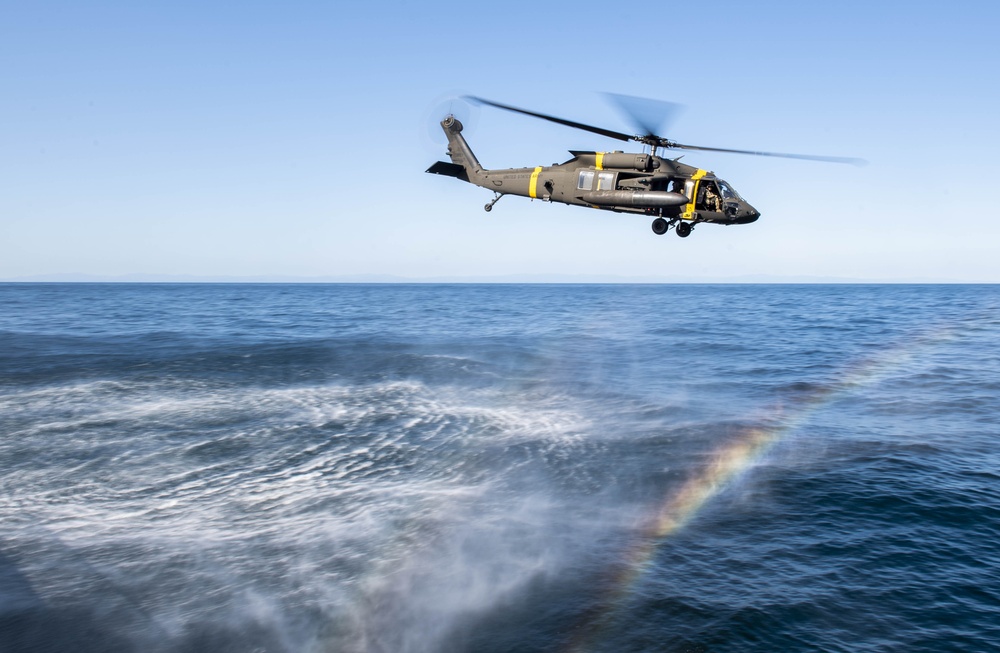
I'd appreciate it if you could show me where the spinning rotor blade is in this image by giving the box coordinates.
[602,92,683,141]
[467,94,866,166]
[668,142,868,166]
[464,96,633,143]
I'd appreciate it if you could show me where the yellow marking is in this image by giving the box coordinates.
[596,152,605,170]
[529,166,543,198]
[682,169,709,220]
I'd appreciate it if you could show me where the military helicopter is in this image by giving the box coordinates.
[427,95,864,238]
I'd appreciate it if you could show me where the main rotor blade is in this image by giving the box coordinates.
[464,96,634,143]
[670,142,867,166]
[465,95,866,165]
[602,93,683,140]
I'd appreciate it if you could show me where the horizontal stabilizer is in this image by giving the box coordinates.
[426,161,469,181]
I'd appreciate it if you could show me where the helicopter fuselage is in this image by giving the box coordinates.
[427,116,760,238]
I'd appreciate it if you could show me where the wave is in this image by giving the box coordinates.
[3,284,1000,652]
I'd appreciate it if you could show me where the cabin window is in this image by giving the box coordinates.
[597,171,614,190]
[577,170,595,190]
[718,180,741,200]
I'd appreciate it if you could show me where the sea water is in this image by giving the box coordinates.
[1,283,998,652]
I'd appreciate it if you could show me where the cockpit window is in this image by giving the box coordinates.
[718,180,741,200]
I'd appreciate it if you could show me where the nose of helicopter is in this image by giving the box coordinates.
[737,202,760,224]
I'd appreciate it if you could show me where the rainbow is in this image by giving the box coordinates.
[565,325,956,652]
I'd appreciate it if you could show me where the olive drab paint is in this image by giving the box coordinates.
[427,96,863,238]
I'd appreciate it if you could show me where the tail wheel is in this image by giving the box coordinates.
[676,222,692,238]
[651,218,669,235]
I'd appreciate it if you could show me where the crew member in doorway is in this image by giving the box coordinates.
[702,181,722,212]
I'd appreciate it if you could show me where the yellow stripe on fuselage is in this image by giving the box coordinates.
[596,152,605,170]
[529,166,543,198]
[682,169,709,220]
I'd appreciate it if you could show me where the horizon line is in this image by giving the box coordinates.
[1,273,993,285]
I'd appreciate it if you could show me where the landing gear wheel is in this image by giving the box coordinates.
[676,222,692,238]
[484,193,504,212]
[651,218,669,235]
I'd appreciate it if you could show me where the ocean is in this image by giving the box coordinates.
[1,283,998,653]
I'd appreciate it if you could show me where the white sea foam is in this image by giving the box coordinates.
[1,374,619,650]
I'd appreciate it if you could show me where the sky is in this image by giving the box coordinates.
[2,0,999,282]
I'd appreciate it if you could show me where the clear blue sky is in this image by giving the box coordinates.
[2,0,998,282]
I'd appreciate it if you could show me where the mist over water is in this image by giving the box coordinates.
[2,284,999,652]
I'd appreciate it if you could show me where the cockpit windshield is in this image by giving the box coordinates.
[717,180,742,201]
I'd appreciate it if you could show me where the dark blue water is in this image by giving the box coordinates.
[1,283,998,653]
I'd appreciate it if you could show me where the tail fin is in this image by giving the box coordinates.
[425,116,485,184]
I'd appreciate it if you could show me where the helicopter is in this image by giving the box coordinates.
[426,95,864,238]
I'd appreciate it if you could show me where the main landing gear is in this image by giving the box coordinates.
[650,218,694,238]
